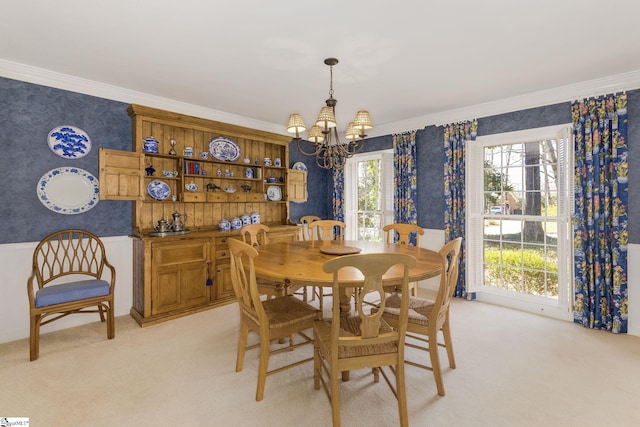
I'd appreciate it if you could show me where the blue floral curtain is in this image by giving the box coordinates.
[332,167,344,222]
[393,131,418,243]
[572,93,628,333]
[444,120,477,298]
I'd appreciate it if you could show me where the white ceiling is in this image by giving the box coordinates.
[3,0,640,137]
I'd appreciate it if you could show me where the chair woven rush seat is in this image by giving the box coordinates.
[314,315,398,359]
[256,296,320,328]
[378,293,434,325]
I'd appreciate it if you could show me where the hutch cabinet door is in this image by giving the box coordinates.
[287,169,307,203]
[150,238,211,315]
[215,261,235,300]
[99,148,144,200]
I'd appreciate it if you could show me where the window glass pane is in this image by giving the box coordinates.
[480,134,567,302]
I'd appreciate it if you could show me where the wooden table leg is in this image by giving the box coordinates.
[339,287,353,315]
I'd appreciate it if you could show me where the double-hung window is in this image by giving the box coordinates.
[466,124,573,319]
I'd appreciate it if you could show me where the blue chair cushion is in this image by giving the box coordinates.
[35,280,110,308]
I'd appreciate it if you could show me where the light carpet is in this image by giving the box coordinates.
[1,292,640,427]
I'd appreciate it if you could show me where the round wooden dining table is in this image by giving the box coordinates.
[252,239,442,312]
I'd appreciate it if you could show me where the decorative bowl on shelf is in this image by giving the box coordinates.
[224,187,236,193]
[185,181,198,192]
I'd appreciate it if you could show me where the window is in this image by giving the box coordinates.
[467,125,573,319]
[344,150,394,241]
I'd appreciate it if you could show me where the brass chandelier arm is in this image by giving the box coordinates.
[296,139,323,157]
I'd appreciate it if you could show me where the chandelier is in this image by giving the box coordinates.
[286,58,373,169]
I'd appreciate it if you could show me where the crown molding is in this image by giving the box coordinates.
[0,59,285,135]
[3,58,640,138]
[369,69,640,136]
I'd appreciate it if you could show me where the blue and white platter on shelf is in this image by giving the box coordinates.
[147,180,171,200]
[37,167,99,214]
[266,185,282,201]
[47,125,92,159]
[209,137,241,162]
[292,161,308,172]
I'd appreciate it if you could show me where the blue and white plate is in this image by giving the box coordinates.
[292,161,308,172]
[37,167,99,214]
[147,180,171,200]
[266,185,282,201]
[209,137,241,162]
[47,125,92,159]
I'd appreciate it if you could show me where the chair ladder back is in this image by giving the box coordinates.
[228,238,266,320]
[432,237,462,329]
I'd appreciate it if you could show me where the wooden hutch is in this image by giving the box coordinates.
[99,105,306,326]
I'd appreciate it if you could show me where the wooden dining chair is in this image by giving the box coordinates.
[314,252,416,427]
[309,219,345,242]
[300,215,321,242]
[383,223,424,247]
[383,223,425,296]
[240,224,286,299]
[308,219,346,310]
[377,237,462,397]
[27,229,116,361]
[293,215,322,303]
[228,238,321,401]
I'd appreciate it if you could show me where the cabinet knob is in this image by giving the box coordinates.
[221,238,227,243]
[220,251,227,257]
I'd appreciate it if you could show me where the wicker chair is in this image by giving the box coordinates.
[27,229,116,361]
[377,237,462,396]
[228,238,321,401]
[314,252,416,427]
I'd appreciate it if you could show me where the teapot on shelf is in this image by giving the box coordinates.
[172,211,187,232]
[154,218,172,233]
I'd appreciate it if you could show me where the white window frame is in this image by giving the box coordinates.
[466,124,574,321]
[344,150,394,241]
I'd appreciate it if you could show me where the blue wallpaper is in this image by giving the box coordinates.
[625,91,640,243]
[288,140,333,223]
[2,76,637,243]
[0,77,132,244]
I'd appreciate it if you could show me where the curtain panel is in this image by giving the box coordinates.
[572,93,628,333]
[444,120,477,298]
[392,132,418,243]
[332,167,344,222]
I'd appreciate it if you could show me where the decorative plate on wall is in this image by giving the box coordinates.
[208,137,241,162]
[47,125,92,159]
[292,161,308,172]
[37,167,99,214]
